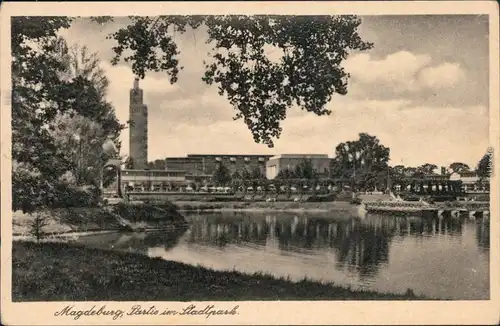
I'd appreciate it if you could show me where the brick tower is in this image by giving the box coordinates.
[129,77,148,169]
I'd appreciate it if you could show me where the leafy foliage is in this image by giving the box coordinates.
[29,212,48,243]
[102,166,119,188]
[212,163,232,186]
[416,163,438,175]
[241,168,252,181]
[276,168,296,180]
[390,165,406,178]
[477,150,493,180]
[106,15,372,146]
[250,167,266,180]
[12,162,56,214]
[12,17,73,213]
[52,39,124,150]
[147,159,167,170]
[331,133,390,178]
[449,162,470,173]
[294,159,317,180]
[276,159,318,180]
[124,157,135,169]
[231,171,242,180]
[11,17,123,213]
[54,38,109,97]
[329,133,390,190]
[50,112,110,187]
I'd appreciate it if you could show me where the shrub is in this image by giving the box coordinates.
[306,194,337,202]
[29,211,48,242]
[335,191,354,202]
[431,195,457,202]
[350,197,362,205]
[112,201,183,222]
[51,184,101,208]
[206,196,242,202]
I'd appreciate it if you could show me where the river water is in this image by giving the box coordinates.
[72,211,490,300]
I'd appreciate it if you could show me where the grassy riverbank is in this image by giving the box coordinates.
[12,241,424,301]
[12,203,186,237]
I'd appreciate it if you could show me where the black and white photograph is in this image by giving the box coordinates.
[1,1,499,325]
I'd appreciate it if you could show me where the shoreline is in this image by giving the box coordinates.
[12,240,427,301]
[179,207,338,213]
[12,226,185,240]
[172,200,359,213]
[12,205,188,238]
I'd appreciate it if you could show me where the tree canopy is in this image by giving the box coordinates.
[147,159,167,170]
[449,162,470,173]
[11,17,124,212]
[100,15,373,147]
[212,163,232,186]
[477,150,493,180]
[328,133,390,190]
[294,159,317,180]
[331,133,390,178]
[416,163,438,176]
[276,168,296,180]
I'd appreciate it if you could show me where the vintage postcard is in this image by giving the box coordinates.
[1,1,499,325]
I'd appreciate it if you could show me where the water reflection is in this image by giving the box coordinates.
[185,213,489,279]
[74,212,490,299]
[72,228,188,255]
[476,218,490,253]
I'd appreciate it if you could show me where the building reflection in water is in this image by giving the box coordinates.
[70,212,489,299]
[185,212,489,279]
[475,218,490,253]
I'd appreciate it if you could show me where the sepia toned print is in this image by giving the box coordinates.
[1,1,499,325]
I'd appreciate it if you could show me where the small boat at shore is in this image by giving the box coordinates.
[362,201,430,214]
[362,196,490,218]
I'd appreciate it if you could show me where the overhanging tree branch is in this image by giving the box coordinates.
[104,15,373,147]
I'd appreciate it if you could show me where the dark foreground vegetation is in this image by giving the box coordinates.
[12,241,426,301]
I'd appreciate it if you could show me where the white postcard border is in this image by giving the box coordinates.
[1,1,499,325]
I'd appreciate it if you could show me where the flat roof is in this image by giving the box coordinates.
[187,154,274,158]
[269,154,330,159]
[122,169,186,173]
[165,157,203,160]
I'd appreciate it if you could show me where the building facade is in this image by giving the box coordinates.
[449,171,489,193]
[166,154,274,177]
[265,154,331,179]
[165,157,205,176]
[129,78,148,169]
[121,169,187,192]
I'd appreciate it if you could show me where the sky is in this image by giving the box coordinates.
[58,15,490,168]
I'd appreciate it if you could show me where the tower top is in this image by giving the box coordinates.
[133,77,140,89]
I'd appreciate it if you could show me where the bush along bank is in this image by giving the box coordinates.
[12,241,428,301]
[12,201,187,239]
[111,202,187,231]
